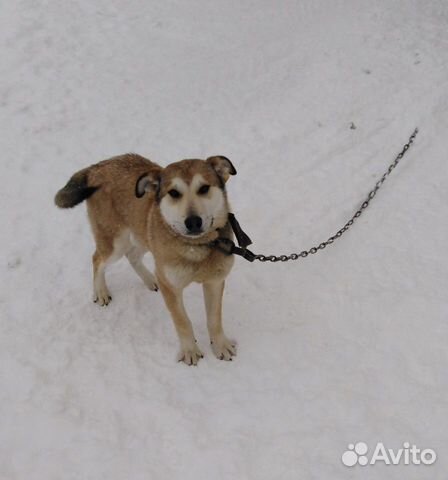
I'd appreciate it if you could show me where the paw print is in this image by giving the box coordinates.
[341,442,368,467]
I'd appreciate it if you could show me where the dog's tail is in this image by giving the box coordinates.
[54,167,99,208]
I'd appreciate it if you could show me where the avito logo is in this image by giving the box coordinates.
[341,441,436,467]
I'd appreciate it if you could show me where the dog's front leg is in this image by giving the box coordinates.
[158,279,203,365]
[203,281,236,361]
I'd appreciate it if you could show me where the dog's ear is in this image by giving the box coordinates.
[206,156,237,184]
[135,168,162,198]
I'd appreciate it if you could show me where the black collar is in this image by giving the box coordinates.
[210,213,257,262]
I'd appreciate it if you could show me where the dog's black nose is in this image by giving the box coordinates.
[185,215,203,234]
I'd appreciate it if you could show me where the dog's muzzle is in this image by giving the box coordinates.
[184,215,203,235]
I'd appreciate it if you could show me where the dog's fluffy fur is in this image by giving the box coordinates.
[55,154,237,365]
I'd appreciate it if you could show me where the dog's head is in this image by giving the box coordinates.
[135,156,236,238]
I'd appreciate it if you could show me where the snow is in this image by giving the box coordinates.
[1,1,447,479]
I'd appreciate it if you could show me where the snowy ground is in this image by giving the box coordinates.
[1,1,447,479]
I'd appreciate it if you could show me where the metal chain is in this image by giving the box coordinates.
[255,128,419,263]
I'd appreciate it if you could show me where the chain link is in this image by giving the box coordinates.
[255,128,419,263]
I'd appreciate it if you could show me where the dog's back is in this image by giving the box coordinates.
[55,154,160,244]
[55,154,157,208]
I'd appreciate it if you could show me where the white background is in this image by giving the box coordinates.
[1,1,447,479]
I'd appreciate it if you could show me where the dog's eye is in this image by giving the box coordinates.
[168,189,182,199]
[197,185,210,195]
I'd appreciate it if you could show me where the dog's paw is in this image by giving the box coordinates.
[177,343,204,366]
[144,279,158,292]
[143,273,158,292]
[211,336,237,361]
[93,287,112,306]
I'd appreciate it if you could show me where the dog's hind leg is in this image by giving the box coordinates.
[92,230,131,306]
[92,249,112,306]
[126,246,158,291]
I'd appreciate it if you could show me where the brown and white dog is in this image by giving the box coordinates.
[55,154,237,365]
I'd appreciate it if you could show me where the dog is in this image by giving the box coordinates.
[55,154,237,365]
